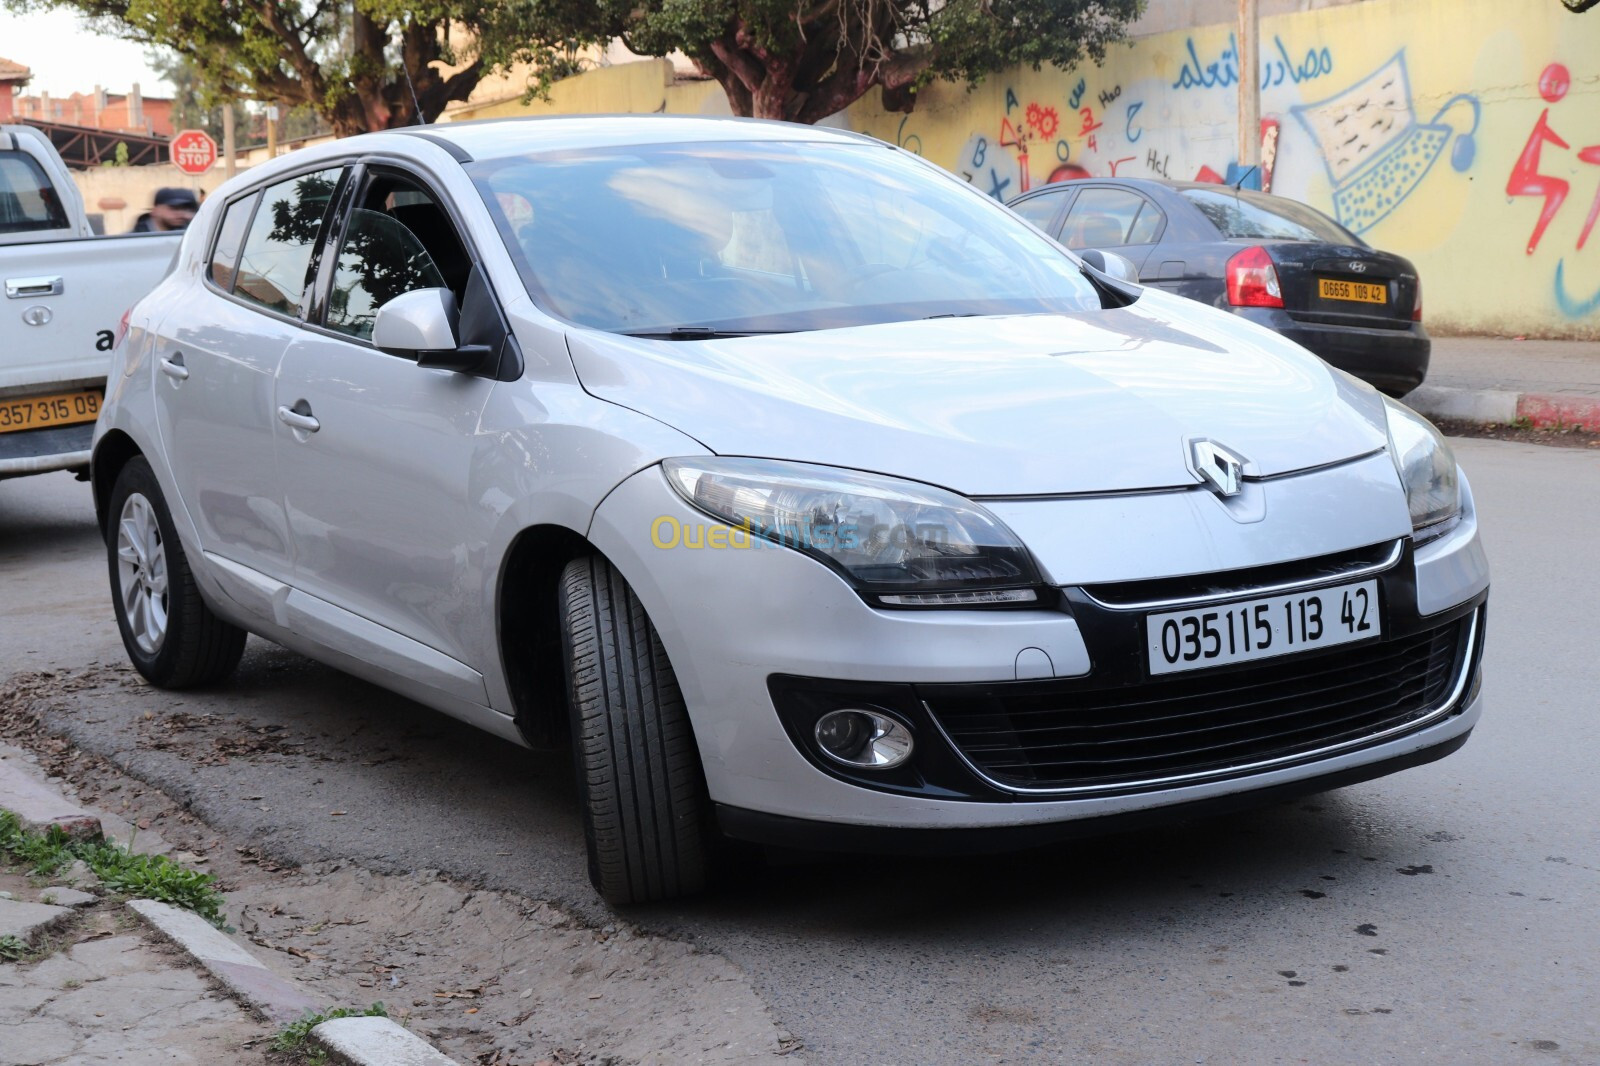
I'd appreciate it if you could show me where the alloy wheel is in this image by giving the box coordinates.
[115,492,169,655]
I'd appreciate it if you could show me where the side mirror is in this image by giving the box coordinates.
[1078,248,1141,285]
[372,288,494,373]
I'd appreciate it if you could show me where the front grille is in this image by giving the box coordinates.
[925,616,1472,793]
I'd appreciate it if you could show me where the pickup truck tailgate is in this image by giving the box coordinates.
[1,231,180,393]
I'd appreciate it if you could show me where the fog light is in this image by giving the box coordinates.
[813,709,914,770]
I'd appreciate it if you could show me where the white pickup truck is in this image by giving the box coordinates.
[1,124,181,481]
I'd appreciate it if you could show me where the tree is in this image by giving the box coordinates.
[506,0,1146,124]
[149,52,250,141]
[5,1,533,135]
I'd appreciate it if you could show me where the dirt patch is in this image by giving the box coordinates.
[1,667,792,1065]
[1436,418,1600,449]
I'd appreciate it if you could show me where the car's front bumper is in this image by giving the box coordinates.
[586,458,1488,835]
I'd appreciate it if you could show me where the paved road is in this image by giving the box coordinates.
[3,438,1597,1065]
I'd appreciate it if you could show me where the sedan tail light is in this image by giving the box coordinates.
[1226,246,1283,308]
[1412,277,1423,322]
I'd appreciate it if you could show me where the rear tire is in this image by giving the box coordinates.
[106,457,245,688]
[558,556,711,904]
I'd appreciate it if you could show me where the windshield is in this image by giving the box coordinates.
[1181,187,1361,245]
[469,140,1102,335]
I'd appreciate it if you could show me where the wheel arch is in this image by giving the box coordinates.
[496,522,606,748]
[91,429,143,536]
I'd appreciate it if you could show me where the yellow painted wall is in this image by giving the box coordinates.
[446,59,729,122]
[452,0,1600,337]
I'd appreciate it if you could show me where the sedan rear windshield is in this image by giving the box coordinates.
[1181,187,1359,245]
[469,141,1102,335]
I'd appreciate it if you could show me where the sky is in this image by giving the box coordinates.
[0,9,174,98]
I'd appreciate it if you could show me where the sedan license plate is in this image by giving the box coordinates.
[1147,579,1380,676]
[1318,277,1387,304]
[0,389,102,434]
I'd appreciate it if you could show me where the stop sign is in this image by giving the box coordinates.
[169,129,218,175]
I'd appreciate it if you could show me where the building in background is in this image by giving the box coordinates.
[13,83,174,139]
[0,56,28,120]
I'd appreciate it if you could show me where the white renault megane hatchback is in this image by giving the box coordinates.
[93,117,1487,904]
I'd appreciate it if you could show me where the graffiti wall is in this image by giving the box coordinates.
[849,0,1600,338]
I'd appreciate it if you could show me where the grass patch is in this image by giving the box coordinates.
[0,934,26,961]
[0,810,226,927]
[273,1003,389,1062]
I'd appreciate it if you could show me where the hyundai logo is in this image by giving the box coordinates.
[1190,440,1246,497]
[1349,261,1368,273]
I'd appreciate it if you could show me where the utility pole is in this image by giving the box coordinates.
[266,104,279,158]
[222,103,236,180]
[1237,0,1260,172]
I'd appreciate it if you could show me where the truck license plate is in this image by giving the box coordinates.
[1147,579,1381,675]
[0,389,102,434]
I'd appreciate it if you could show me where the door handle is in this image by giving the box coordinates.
[159,353,189,380]
[277,404,320,433]
[5,275,64,299]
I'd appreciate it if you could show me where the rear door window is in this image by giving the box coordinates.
[233,168,344,316]
[1060,188,1164,249]
[0,151,70,234]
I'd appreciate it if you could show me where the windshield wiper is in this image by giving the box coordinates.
[621,326,792,340]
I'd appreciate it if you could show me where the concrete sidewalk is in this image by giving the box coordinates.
[1410,336,1600,430]
[0,745,460,1066]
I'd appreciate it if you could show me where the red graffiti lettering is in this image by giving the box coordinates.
[1507,109,1571,255]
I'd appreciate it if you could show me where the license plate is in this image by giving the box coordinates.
[1147,579,1380,676]
[1318,277,1387,304]
[0,388,102,434]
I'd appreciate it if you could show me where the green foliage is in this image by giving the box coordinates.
[1,0,520,133]
[0,810,73,876]
[501,0,1146,121]
[0,935,27,961]
[0,808,227,927]
[273,1003,389,1055]
[4,0,1144,129]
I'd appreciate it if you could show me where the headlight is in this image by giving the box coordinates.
[662,457,1043,607]
[1382,399,1461,541]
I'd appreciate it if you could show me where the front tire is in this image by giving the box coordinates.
[106,457,245,688]
[558,556,711,904]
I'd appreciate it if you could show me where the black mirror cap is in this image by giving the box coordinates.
[416,343,496,373]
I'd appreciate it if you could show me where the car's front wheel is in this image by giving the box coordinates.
[558,556,711,904]
[106,457,246,688]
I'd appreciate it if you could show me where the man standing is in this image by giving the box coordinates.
[130,187,198,232]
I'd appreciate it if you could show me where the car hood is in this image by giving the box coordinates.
[565,295,1391,497]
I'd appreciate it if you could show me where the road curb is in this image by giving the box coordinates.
[0,745,103,840]
[314,1016,464,1066]
[1407,385,1600,431]
[126,898,321,1025]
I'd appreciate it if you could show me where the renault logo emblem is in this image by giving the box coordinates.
[1190,440,1246,497]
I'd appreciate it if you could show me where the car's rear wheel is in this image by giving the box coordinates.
[107,457,246,688]
[558,555,711,904]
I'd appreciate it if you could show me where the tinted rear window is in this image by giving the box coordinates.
[1181,188,1358,244]
[0,151,70,234]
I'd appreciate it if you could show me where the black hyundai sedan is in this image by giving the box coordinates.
[1008,178,1428,396]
